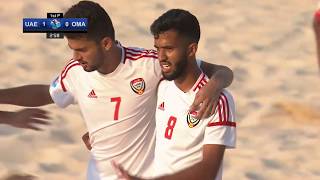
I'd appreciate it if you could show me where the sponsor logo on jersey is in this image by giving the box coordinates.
[88,89,97,98]
[158,102,165,111]
[130,78,145,95]
[187,110,200,128]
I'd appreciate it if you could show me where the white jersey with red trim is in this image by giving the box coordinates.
[154,73,236,179]
[49,43,162,179]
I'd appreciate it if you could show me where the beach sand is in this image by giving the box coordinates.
[0,0,319,179]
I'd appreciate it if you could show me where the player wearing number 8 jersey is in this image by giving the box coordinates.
[112,9,236,180]
[155,74,236,179]
[152,9,236,180]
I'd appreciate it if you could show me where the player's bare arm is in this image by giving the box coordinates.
[191,62,233,119]
[201,62,233,88]
[156,144,225,180]
[0,85,53,106]
[0,108,51,131]
[112,144,225,180]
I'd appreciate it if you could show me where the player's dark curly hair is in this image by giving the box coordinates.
[150,9,200,43]
[64,1,115,42]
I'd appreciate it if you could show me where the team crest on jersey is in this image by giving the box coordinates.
[187,110,200,128]
[130,78,145,95]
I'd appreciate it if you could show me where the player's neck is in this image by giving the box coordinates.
[174,61,201,93]
[97,43,122,74]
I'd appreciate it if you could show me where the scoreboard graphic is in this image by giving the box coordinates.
[23,13,88,39]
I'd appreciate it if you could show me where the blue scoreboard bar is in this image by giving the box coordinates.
[23,18,88,33]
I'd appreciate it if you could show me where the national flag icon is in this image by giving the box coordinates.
[88,89,97,98]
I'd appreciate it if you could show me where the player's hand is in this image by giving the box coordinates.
[111,161,144,180]
[314,9,320,30]
[82,132,92,150]
[8,108,50,131]
[189,80,221,119]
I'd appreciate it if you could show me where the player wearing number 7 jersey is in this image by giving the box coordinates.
[50,43,162,179]
[0,1,233,180]
[112,9,236,180]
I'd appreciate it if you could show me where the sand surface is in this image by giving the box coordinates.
[0,0,319,179]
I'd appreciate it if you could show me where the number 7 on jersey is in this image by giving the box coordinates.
[111,97,121,120]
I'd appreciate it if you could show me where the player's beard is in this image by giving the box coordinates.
[83,63,99,72]
[83,48,104,72]
[162,55,188,81]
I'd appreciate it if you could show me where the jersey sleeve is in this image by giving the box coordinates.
[125,47,163,81]
[203,90,236,148]
[49,60,78,108]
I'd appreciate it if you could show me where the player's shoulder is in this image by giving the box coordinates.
[157,79,171,95]
[209,89,236,122]
[123,46,158,63]
[220,89,234,102]
[218,89,235,111]
[58,59,87,87]
[124,46,157,55]
[60,59,82,75]
[63,59,82,69]
[158,78,171,88]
